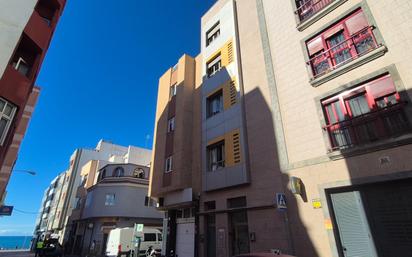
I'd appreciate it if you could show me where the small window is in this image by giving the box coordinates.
[85,192,93,207]
[227,196,247,209]
[206,21,220,46]
[176,209,183,219]
[165,156,173,173]
[207,54,222,78]
[183,208,191,218]
[0,98,17,145]
[11,34,41,78]
[144,233,157,242]
[35,0,59,26]
[167,117,175,133]
[204,201,216,211]
[170,83,177,99]
[207,141,225,171]
[133,168,145,178]
[105,194,115,206]
[207,90,223,118]
[100,169,107,180]
[113,167,124,177]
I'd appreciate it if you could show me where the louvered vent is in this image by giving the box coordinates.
[230,80,237,106]
[227,42,234,63]
[233,132,241,164]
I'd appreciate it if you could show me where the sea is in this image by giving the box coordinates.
[0,236,32,250]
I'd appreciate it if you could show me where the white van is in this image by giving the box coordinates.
[106,227,162,257]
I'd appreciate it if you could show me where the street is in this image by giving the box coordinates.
[0,251,33,257]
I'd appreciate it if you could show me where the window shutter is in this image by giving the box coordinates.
[345,11,369,35]
[225,129,241,167]
[223,79,237,110]
[366,75,396,99]
[307,36,324,56]
[221,40,234,67]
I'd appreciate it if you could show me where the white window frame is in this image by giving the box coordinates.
[206,21,221,47]
[207,55,222,78]
[105,194,115,206]
[0,98,17,146]
[170,83,177,99]
[167,117,175,133]
[165,156,173,173]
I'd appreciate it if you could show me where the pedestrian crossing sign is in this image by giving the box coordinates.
[276,193,287,210]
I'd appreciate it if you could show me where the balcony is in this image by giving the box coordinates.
[295,0,337,23]
[324,103,410,151]
[308,27,379,79]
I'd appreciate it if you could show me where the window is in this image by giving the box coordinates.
[35,0,59,26]
[322,74,410,150]
[165,156,173,173]
[306,9,378,78]
[170,83,177,99]
[133,168,145,178]
[144,233,157,242]
[167,117,175,133]
[295,0,334,22]
[0,98,17,145]
[207,141,225,171]
[105,194,115,206]
[206,21,220,46]
[228,196,247,209]
[207,90,224,118]
[207,54,222,78]
[11,34,41,78]
[85,192,93,207]
[113,167,124,177]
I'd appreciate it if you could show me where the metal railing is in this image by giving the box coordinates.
[323,103,410,151]
[295,0,335,22]
[308,26,378,78]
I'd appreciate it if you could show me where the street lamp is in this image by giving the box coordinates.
[13,169,36,175]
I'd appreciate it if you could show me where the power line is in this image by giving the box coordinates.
[13,208,40,215]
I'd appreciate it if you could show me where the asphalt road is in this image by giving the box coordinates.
[0,251,34,257]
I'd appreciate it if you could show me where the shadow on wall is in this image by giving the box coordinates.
[242,85,318,257]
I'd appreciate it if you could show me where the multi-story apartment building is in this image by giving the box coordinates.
[34,140,152,246]
[151,0,412,257]
[149,55,202,257]
[69,161,162,256]
[0,0,66,202]
[33,171,66,245]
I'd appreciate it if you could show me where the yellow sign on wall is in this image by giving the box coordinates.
[312,198,322,209]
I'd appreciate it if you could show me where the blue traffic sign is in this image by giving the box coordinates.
[0,205,13,216]
[276,193,287,210]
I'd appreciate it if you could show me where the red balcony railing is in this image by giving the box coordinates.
[308,26,378,78]
[323,103,410,151]
[295,0,335,22]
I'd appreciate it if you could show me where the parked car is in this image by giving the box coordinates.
[105,227,162,257]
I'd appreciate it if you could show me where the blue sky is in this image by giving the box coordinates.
[1,0,216,236]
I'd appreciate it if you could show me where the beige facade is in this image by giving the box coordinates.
[150,0,412,257]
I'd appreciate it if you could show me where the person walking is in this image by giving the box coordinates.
[35,240,44,257]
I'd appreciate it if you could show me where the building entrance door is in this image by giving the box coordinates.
[330,191,378,257]
[229,210,250,256]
